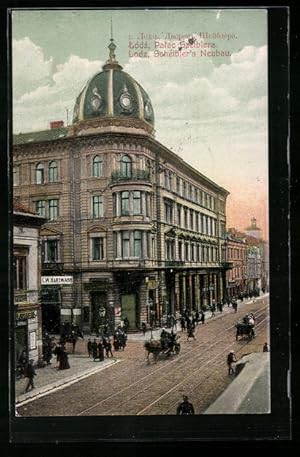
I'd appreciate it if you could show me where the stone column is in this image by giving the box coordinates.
[175,272,180,313]
[188,273,193,311]
[203,274,209,307]
[213,273,218,302]
[218,272,223,302]
[182,272,187,310]
[195,273,200,311]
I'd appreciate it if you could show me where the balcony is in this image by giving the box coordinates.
[111,169,150,184]
[42,262,64,273]
[162,260,185,268]
[222,262,234,270]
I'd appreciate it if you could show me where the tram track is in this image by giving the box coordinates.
[77,303,269,416]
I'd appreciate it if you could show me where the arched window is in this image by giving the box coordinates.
[35,163,44,184]
[120,155,132,178]
[93,155,103,177]
[49,161,58,182]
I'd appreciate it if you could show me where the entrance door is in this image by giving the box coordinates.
[91,292,108,333]
[121,294,136,330]
[15,324,27,366]
[41,303,60,334]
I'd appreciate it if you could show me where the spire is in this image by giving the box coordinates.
[102,19,123,71]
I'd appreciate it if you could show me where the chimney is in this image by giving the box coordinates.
[50,120,64,129]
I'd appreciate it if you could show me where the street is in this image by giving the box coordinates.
[17,295,269,416]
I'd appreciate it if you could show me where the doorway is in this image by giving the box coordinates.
[121,294,136,330]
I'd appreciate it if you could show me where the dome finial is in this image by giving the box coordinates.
[108,18,117,63]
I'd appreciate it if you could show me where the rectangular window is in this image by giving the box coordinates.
[121,191,129,215]
[122,231,130,258]
[14,255,27,290]
[195,212,199,232]
[184,208,188,229]
[189,184,193,200]
[191,243,195,262]
[183,182,186,198]
[36,200,46,217]
[165,201,173,224]
[49,199,59,220]
[176,177,180,194]
[133,191,142,215]
[134,231,142,257]
[185,243,189,261]
[112,193,117,217]
[190,209,194,231]
[42,240,59,262]
[92,238,104,260]
[92,195,103,218]
[178,240,182,260]
[177,204,181,226]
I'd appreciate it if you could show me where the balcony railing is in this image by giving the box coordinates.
[162,260,185,268]
[222,262,234,270]
[111,169,150,183]
[42,262,64,273]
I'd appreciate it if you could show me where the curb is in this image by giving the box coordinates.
[16,358,120,407]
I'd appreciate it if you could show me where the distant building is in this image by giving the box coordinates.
[245,217,262,240]
[225,228,247,298]
[14,201,46,366]
[13,38,229,333]
[226,220,269,297]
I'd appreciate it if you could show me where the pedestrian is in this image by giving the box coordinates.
[24,360,36,393]
[123,317,130,333]
[200,310,205,325]
[58,346,70,370]
[180,316,186,332]
[105,338,113,358]
[87,338,92,357]
[263,342,270,352]
[98,340,105,361]
[91,338,98,361]
[176,395,195,415]
[141,322,147,336]
[211,301,216,317]
[227,350,237,375]
[53,342,63,368]
[186,325,195,341]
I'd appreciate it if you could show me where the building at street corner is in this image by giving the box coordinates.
[225,228,247,299]
[13,38,230,333]
[14,202,46,366]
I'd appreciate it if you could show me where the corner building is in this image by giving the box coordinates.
[13,40,229,333]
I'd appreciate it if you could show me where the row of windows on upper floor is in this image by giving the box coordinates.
[227,247,247,261]
[14,154,225,214]
[228,266,248,281]
[34,193,225,237]
[38,233,225,265]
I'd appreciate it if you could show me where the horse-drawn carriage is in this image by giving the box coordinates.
[144,330,181,362]
[235,314,256,340]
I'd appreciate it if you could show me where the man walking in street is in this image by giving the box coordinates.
[227,350,237,375]
[177,395,195,415]
[24,360,36,393]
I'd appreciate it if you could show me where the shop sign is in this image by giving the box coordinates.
[41,276,73,285]
[16,311,35,321]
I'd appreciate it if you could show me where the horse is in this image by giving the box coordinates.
[144,340,162,363]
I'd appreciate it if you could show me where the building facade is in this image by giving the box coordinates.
[13,39,229,333]
[14,203,45,365]
[225,228,247,298]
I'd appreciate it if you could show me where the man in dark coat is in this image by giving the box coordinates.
[176,395,195,415]
[24,360,36,393]
[227,350,237,375]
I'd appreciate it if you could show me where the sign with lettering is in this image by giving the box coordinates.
[16,311,35,321]
[41,276,73,285]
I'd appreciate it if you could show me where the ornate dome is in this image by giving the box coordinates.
[72,38,154,134]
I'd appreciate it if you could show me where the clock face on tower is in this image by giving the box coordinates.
[145,101,153,118]
[120,93,132,110]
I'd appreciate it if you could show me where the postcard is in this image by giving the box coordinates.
[9,7,290,442]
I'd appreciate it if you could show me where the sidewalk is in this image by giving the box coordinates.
[15,294,268,407]
[15,355,119,406]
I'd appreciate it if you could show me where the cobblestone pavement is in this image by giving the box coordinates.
[15,295,269,416]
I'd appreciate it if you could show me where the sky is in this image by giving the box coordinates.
[11,8,269,239]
